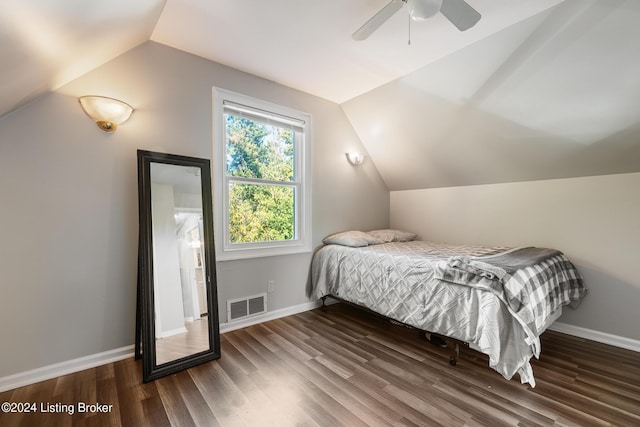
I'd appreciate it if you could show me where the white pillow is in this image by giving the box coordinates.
[367,229,417,243]
[323,230,384,247]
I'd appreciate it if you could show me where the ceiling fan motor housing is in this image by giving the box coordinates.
[409,0,443,21]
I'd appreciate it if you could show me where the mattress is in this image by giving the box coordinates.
[311,240,586,387]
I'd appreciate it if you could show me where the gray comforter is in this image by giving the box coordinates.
[311,241,587,387]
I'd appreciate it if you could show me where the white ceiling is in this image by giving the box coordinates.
[0,0,165,119]
[342,0,640,189]
[150,0,564,103]
[0,0,563,119]
[3,0,638,189]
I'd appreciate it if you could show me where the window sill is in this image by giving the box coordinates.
[215,242,312,261]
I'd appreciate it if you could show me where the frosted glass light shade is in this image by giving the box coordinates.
[78,95,134,132]
[409,0,443,21]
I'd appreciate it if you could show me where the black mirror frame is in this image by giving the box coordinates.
[135,150,220,382]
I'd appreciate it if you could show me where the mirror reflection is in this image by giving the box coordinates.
[149,162,211,365]
[137,150,220,383]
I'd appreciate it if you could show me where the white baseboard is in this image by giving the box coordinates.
[5,303,634,394]
[220,300,325,334]
[0,345,134,393]
[0,300,330,393]
[549,322,640,352]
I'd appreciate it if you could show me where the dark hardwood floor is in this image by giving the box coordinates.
[1,302,639,426]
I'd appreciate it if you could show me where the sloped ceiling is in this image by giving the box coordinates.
[0,0,165,118]
[1,0,639,189]
[150,0,563,104]
[342,0,640,189]
[0,0,561,118]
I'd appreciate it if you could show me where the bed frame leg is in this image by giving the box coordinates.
[450,342,459,366]
[320,296,328,312]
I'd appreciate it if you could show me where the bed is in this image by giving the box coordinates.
[310,230,587,387]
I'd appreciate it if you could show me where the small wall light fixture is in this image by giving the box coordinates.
[346,151,365,166]
[78,95,134,133]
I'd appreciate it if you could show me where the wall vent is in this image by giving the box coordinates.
[227,293,267,322]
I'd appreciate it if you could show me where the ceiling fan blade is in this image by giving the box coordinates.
[440,0,481,31]
[352,0,406,41]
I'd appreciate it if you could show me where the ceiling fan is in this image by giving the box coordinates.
[352,0,481,41]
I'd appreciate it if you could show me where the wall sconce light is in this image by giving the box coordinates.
[346,152,365,166]
[78,95,134,133]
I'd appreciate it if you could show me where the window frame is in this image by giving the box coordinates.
[212,87,312,261]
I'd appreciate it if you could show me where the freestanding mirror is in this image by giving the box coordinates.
[136,150,220,382]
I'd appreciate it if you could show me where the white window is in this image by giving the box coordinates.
[213,88,312,260]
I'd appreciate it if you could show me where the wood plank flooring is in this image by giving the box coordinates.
[1,302,639,426]
[156,317,210,365]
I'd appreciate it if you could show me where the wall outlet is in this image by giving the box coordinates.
[267,280,275,293]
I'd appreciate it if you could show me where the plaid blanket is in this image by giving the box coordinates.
[434,247,587,356]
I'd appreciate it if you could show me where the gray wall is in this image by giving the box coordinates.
[0,41,389,377]
[391,173,640,342]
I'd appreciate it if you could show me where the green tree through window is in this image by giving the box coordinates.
[225,114,296,243]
